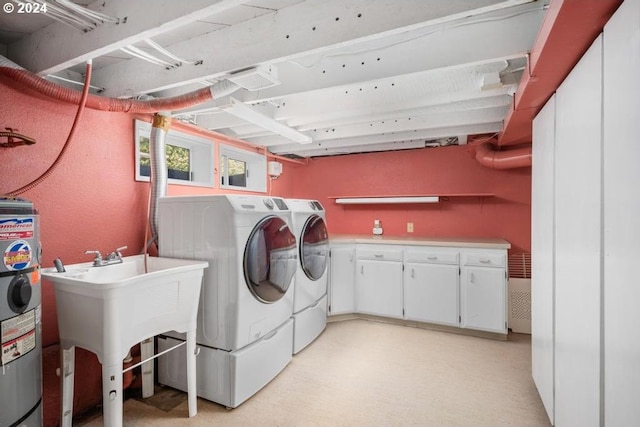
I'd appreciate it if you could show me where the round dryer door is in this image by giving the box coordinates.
[244,216,297,303]
[300,215,329,280]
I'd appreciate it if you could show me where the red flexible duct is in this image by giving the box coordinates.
[7,61,93,196]
[475,142,532,169]
[0,67,214,113]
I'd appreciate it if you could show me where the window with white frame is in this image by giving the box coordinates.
[219,144,267,193]
[134,120,214,188]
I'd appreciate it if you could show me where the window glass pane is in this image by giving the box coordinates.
[228,158,247,187]
[139,137,150,154]
[221,155,227,185]
[139,136,151,177]
[166,144,191,181]
[138,142,190,181]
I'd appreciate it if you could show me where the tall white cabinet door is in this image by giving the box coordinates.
[554,35,603,427]
[328,245,355,315]
[355,259,403,318]
[603,0,640,425]
[460,266,506,333]
[531,93,556,424]
[403,263,459,326]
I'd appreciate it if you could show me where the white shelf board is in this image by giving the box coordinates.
[334,196,439,204]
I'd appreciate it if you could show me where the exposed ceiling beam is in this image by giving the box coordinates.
[90,0,534,96]
[303,106,508,141]
[156,0,542,109]
[269,123,503,155]
[286,88,516,130]
[7,0,246,75]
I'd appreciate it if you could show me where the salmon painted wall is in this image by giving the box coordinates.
[0,77,294,426]
[286,146,531,254]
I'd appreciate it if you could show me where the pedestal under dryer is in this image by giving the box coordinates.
[157,194,297,408]
[287,199,329,354]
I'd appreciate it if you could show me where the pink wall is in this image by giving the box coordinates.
[286,146,531,254]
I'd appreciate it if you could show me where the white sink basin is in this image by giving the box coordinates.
[41,254,208,363]
[42,254,208,427]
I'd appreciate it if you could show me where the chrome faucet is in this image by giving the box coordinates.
[85,246,127,267]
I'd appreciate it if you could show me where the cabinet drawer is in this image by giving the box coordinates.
[462,250,506,267]
[356,246,403,262]
[404,248,459,265]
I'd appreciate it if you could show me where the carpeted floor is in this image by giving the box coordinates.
[76,319,552,427]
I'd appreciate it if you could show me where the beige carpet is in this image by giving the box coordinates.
[77,319,551,427]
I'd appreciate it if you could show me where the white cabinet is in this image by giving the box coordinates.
[403,248,459,326]
[328,245,355,315]
[553,34,603,427]
[355,245,403,318]
[328,239,509,335]
[460,250,507,334]
[531,93,556,423]
[603,1,640,424]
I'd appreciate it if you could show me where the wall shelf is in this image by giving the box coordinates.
[328,194,494,205]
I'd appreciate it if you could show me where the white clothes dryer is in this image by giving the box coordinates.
[156,194,298,408]
[287,199,329,354]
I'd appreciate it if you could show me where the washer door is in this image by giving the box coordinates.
[244,216,297,303]
[300,215,329,280]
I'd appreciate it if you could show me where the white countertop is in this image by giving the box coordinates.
[329,234,511,249]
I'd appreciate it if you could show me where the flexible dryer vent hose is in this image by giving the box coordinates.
[0,55,240,113]
[148,113,171,248]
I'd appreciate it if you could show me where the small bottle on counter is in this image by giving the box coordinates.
[373,219,383,235]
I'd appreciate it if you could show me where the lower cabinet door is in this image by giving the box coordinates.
[460,266,507,333]
[403,263,459,326]
[355,259,403,318]
[329,245,355,315]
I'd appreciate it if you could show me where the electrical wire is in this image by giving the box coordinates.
[144,39,197,65]
[7,60,92,196]
[120,46,177,68]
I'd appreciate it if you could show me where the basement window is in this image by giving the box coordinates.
[134,120,214,188]
[219,144,267,193]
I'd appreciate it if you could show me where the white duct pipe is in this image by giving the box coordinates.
[148,113,171,248]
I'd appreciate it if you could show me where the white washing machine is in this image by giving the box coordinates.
[156,194,298,408]
[287,199,329,354]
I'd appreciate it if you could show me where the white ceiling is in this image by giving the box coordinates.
[0,0,549,158]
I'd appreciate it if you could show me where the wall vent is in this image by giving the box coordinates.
[508,253,531,334]
[227,66,280,91]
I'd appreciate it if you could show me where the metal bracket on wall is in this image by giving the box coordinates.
[0,127,36,148]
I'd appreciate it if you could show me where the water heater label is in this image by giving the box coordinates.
[3,240,31,271]
[0,217,34,240]
[1,308,36,366]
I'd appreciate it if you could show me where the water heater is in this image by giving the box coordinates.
[0,197,43,427]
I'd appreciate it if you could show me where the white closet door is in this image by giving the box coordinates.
[531,93,556,424]
[603,0,640,425]
[554,35,603,427]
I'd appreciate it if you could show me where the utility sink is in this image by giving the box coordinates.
[41,254,208,427]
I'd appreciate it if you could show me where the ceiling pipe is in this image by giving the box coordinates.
[475,142,532,169]
[499,0,622,146]
[0,55,239,113]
